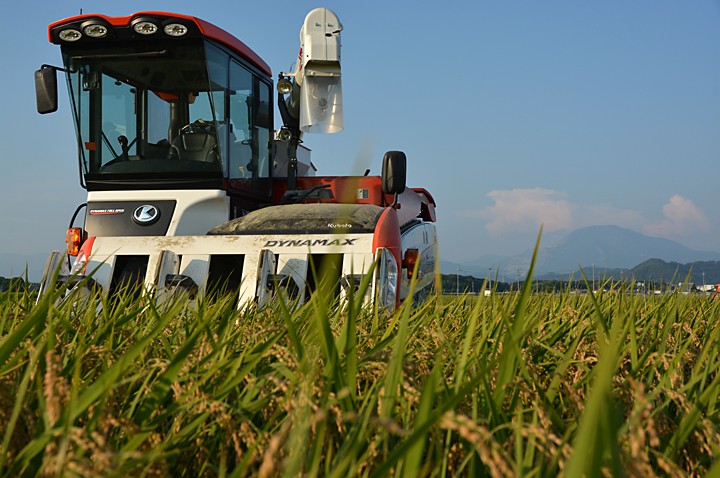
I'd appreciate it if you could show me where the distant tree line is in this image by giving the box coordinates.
[440,257,720,294]
[439,275,594,294]
[0,276,36,293]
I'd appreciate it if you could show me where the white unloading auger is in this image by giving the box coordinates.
[277,8,344,189]
[279,7,343,134]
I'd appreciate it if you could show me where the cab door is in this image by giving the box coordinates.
[225,60,273,215]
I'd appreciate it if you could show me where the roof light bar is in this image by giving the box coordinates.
[50,14,203,47]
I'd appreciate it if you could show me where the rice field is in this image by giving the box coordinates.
[1,275,719,477]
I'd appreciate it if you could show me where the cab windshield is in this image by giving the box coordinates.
[62,39,271,190]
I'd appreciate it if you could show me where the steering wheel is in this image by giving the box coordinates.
[180,119,215,135]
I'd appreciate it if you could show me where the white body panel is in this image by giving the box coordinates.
[87,189,229,235]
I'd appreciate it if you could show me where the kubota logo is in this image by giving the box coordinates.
[132,205,160,225]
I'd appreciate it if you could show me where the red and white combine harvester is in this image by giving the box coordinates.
[35,8,437,309]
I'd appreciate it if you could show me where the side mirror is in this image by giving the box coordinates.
[35,66,58,114]
[381,150,407,195]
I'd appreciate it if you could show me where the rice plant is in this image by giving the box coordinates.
[1,275,719,476]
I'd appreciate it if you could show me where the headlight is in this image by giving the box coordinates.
[164,23,188,37]
[83,24,108,38]
[376,248,398,309]
[133,21,158,35]
[58,29,82,42]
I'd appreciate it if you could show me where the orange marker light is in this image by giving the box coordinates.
[403,249,419,279]
[66,227,83,256]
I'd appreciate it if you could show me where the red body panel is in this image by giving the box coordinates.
[267,176,437,227]
[373,207,402,307]
[76,236,96,274]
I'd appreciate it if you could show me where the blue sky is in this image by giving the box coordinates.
[2,0,720,274]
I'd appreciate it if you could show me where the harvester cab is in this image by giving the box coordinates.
[35,8,438,309]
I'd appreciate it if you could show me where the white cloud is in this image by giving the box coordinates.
[643,194,710,238]
[458,190,712,249]
[463,188,573,234]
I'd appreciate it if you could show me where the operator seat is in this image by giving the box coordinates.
[168,120,219,163]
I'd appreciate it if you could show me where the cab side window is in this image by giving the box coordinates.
[229,62,254,179]
[228,61,271,180]
[255,79,271,179]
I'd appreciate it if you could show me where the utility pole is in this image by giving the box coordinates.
[456,268,466,295]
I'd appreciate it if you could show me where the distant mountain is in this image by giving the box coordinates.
[531,225,720,274]
[443,225,720,278]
